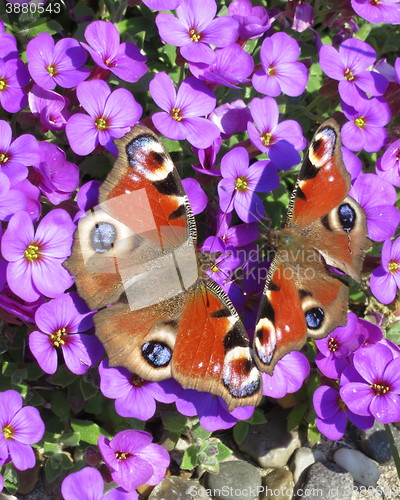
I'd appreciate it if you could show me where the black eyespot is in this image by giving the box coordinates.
[141,341,172,368]
[338,203,356,232]
[90,222,117,254]
[305,307,324,330]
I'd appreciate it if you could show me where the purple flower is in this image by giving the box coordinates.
[315,313,367,380]
[252,32,308,97]
[350,0,400,24]
[201,236,242,292]
[342,146,362,180]
[1,210,75,302]
[26,33,89,90]
[0,390,45,471]
[0,284,45,325]
[247,96,306,169]
[13,179,41,222]
[29,292,103,375]
[149,72,220,149]
[341,95,391,152]
[66,80,142,155]
[28,85,70,133]
[192,137,222,176]
[376,139,400,187]
[0,21,18,61]
[189,44,254,89]
[82,21,147,83]
[215,211,259,247]
[0,173,27,221]
[182,177,207,214]
[319,38,388,104]
[209,99,252,137]
[99,360,181,420]
[0,58,30,113]
[370,238,400,304]
[291,1,314,33]
[74,180,101,222]
[176,390,254,431]
[228,0,270,41]
[62,467,134,500]
[0,120,40,186]
[143,0,181,9]
[31,142,79,205]
[349,173,400,242]
[262,351,310,399]
[156,0,239,63]
[217,146,279,223]
[98,430,170,491]
[340,343,400,424]
[313,385,374,440]
[396,57,400,82]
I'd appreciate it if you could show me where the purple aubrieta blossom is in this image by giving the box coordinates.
[98,430,170,492]
[26,33,89,90]
[0,58,30,113]
[66,80,142,155]
[81,21,147,84]
[341,95,391,153]
[217,146,279,223]
[143,0,181,9]
[215,211,260,247]
[376,139,400,187]
[182,178,208,214]
[0,172,26,222]
[396,57,400,82]
[349,173,400,242]
[252,32,308,98]
[61,467,135,500]
[149,72,220,149]
[210,99,252,137]
[315,313,367,380]
[29,292,103,375]
[99,360,181,420]
[202,236,242,292]
[313,385,374,440]
[189,44,254,89]
[0,120,40,186]
[374,58,398,83]
[156,0,239,63]
[341,146,362,180]
[0,21,18,61]
[176,389,254,431]
[74,180,101,222]
[350,0,400,24]
[0,390,45,471]
[13,179,41,222]
[31,142,79,205]
[0,284,45,325]
[340,343,400,424]
[28,85,70,133]
[228,0,270,41]
[1,210,75,302]
[370,238,400,304]
[247,97,306,170]
[192,137,222,176]
[291,1,314,33]
[319,38,388,105]
[262,351,310,399]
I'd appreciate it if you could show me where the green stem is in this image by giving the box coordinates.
[113,0,128,23]
[384,423,400,480]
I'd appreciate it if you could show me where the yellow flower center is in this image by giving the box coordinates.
[235,176,248,192]
[371,383,389,396]
[261,132,273,146]
[328,337,339,352]
[50,328,67,348]
[344,68,355,81]
[388,260,399,274]
[95,117,108,131]
[3,424,13,440]
[355,117,366,129]
[189,29,201,42]
[0,152,9,164]
[170,108,182,122]
[210,264,220,274]
[46,64,57,77]
[131,374,146,387]
[24,243,40,262]
[267,65,276,76]
[370,0,381,5]
[115,451,129,460]
[0,78,7,92]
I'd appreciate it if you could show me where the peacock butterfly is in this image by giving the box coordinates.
[65,119,369,410]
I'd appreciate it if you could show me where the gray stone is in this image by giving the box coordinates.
[290,447,326,483]
[261,468,294,500]
[334,448,380,487]
[359,421,400,464]
[238,407,301,468]
[148,476,211,499]
[295,461,354,500]
[204,461,261,500]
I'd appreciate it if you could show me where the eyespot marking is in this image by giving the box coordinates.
[142,341,172,368]
[305,307,324,330]
[90,222,117,254]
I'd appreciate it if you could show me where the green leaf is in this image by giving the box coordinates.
[80,378,99,400]
[216,442,232,462]
[48,365,78,388]
[308,423,320,446]
[70,419,105,445]
[79,155,112,179]
[50,391,70,421]
[43,441,60,456]
[233,421,249,445]
[249,408,267,425]
[386,321,400,345]
[18,18,62,38]
[3,464,19,494]
[161,411,188,433]
[355,23,372,41]
[191,422,212,440]
[287,402,307,431]
[181,445,199,470]
[60,431,81,447]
